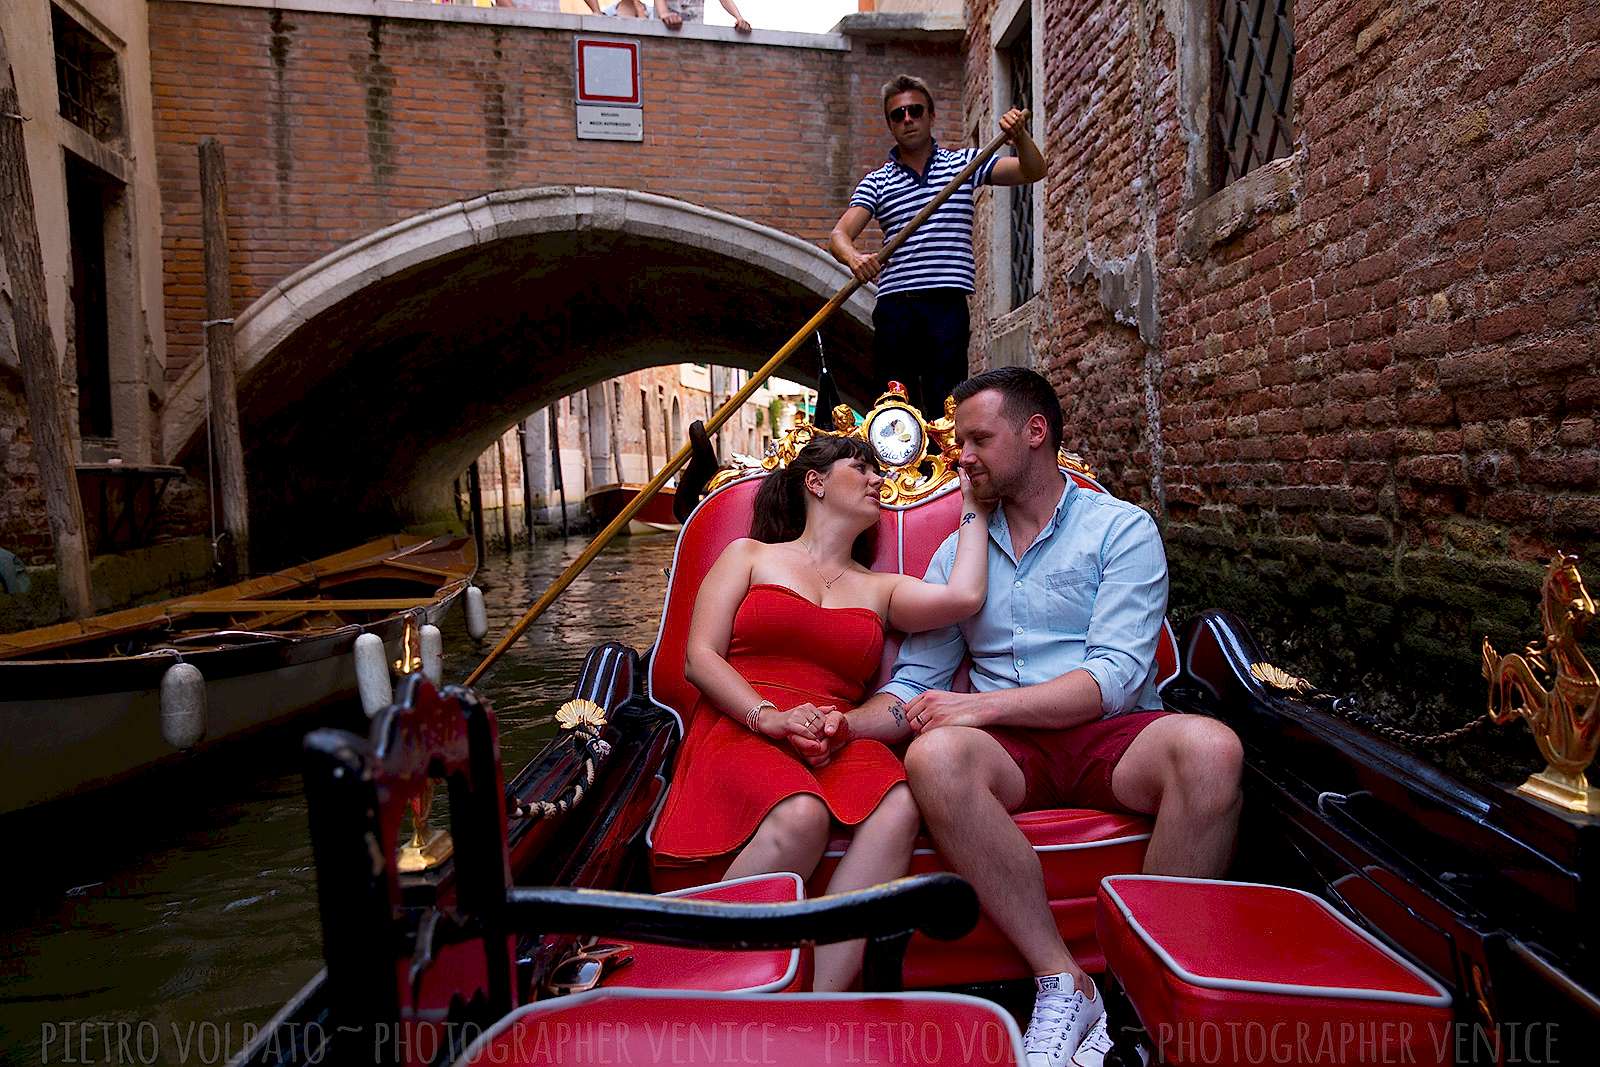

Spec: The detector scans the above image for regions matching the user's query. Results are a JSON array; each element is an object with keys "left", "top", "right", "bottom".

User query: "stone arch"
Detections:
[{"left": 158, "top": 188, "right": 877, "bottom": 558}]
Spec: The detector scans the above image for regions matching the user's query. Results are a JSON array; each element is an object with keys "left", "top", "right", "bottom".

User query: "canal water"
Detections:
[{"left": 0, "top": 534, "right": 678, "bottom": 1067}]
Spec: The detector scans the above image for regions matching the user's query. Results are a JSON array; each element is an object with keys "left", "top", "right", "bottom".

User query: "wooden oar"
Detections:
[{"left": 466, "top": 117, "right": 1025, "bottom": 686}]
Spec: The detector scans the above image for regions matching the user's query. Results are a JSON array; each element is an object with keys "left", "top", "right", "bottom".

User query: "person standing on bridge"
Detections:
[{"left": 830, "top": 76, "right": 1045, "bottom": 417}]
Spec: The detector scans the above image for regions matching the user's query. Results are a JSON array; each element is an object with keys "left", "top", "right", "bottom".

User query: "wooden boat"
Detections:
[
  {"left": 583, "top": 481, "right": 680, "bottom": 534},
  {"left": 237, "top": 395, "right": 1597, "bottom": 1067},
  {"left": 0, "top": 533, "right": 476, "bottom": 815}
]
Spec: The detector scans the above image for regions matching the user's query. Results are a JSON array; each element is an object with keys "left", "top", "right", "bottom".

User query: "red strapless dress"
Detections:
[{"left": 652, "top": 584, "right": 907, "bottom": 862}]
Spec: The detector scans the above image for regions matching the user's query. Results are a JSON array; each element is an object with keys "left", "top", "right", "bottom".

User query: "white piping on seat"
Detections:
[
  {"left": 650, "top": 872, "right": 805, "bottom": 994},
  {"left": 452, "top": 988, "right": 1027, "bottom": 1067},
  {"left": 822, "top": 830, "right": 1152, "bottom": 861},
  {"left": 1100, "top": 875, "right": 1452, "bottom": 1007}
]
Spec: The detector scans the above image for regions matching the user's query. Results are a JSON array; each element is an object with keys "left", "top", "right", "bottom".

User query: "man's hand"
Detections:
[
  {"left": 734, "top": 17, "right": 751, "bottom": 32},
  {"left": 905, "top": 689, "right": 990, "bottom": 733},
  {"left": 846, "top": 249, "right": 882, "bottom": 283},
  {"left": 999, "top": 108, "right": 1028, "bottom": 144},
  {"left": 660, "top": 8, "right": 683, "bottom": 28}
]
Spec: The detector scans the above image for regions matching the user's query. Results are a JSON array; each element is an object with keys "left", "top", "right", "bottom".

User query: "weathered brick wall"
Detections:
[
  {"left": 147, "top": 3, "right": 962, "bottom": 388},
  {"left": 966, "top": 0, "right": 1599, "bottom": 695}
]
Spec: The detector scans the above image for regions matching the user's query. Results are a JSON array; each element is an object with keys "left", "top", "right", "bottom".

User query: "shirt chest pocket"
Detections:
[{"left": 1039, "top": 565, "right": 1099, "bottom": 635}]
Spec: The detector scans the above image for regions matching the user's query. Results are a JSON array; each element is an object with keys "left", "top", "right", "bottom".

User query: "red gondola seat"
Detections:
[
  {"left": 455, "top": 988, "right": 1025, "bottom": 1066},
  {"left": 601, "top": 873, "right": 810, "bottom": 993},
  {"left": 1095, "top": 875, "right": 1453, "bottom": 1066},
  {"left": 647, "top": 466, "right": 1180, "bottom": 984}
]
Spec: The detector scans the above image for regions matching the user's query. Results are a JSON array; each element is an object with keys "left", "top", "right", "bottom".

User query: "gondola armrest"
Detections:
[{"left": 504, "top": 873, "right": 978, "bottom": 991}]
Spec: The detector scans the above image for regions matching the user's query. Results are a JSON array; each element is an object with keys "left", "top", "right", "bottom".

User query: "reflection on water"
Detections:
[{"left": 0, "top": 534, "right": 677, "bottom": 1066}]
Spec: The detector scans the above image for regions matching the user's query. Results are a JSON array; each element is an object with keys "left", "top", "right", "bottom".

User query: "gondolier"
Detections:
[{"left": 829, "top": 75, "right": 1045, "bottom": 417}]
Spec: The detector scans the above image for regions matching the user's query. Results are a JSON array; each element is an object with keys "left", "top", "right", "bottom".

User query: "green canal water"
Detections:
[{"left": 0, "top": 535, "right": 678, "bottom": 1067}]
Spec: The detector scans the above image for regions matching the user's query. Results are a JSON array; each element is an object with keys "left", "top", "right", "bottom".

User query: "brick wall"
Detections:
[
  {"left": 965, "top": 0, "right": 1599, "bottom": 695},
  {"left": 147, "top": 3, "right": 963, "bottom": 388}
]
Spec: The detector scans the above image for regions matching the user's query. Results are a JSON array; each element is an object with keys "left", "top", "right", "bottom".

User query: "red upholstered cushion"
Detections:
[
  {"left": 1096, "top": 876, "right": 1453, "bottom": 1066},
  {"left": 651, "top": 809, "right": 1153, "bottom": 985},
  {"left": 457, "top": 989, "right": 1025, "bottom": 1066},
  {"left": 602, "top": 874, "right": 808, "bottom": 994}
]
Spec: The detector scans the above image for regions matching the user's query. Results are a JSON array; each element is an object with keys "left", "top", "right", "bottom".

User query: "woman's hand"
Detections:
[
  {"left": 958, "top": 468, "right": 993, "bottom": 519},
  {"left": 759, "top": 702, "right": 831, "bottom": 740}
]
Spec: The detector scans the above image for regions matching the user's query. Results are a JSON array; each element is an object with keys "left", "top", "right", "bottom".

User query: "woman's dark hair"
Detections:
[{"left": 751, "top": 435, "right": 879, "bottom": 564}]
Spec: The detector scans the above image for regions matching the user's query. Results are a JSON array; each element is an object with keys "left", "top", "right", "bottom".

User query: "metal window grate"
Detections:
[
  {"left": 1213, "top": 0, "right": 1295, "bottom": 188},
  {"left": 1006, "top": 30, "right": 1035, "bottom": 307},
  {"left": 52, "top": 7, "right": 122, "bottom": 142}
]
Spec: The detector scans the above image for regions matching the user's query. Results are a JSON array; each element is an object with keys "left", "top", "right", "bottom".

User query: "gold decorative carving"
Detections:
[
  {"left": 1250, "top": 662, "right": 1315, "bottom": 694},
  {"left": 556, "top": 698, "right": 608, "bottom": 733},
  {"left": 703, "top": 385, "right": 1096, "bottom": 506},
  {"left": 397, "top": 778, "right": 453, "bottom": 873},
  {"left": 1482, "top": 552, "right": 1600, "bottom": 815}
]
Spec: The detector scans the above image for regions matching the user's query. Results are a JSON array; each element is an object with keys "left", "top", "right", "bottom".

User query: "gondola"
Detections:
[
  {"left": 0, "top": 533, "right": 477, "bottom": 815},
  {"left": 236, "top": 389, "right": 1596, "bottom": 1067},
  {"left": 583, "top": 482, "right": 681, "bottom": 535}
]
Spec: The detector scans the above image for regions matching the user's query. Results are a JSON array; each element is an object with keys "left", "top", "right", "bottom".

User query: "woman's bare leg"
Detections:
[
  {"left": 722, "top": 793, "right": 831, "bottom": 881},
  {"left": 813, "top": 783, "right": 921, "bottom": 992}
]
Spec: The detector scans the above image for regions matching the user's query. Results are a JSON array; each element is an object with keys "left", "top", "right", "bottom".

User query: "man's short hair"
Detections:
[
  {"left": 881, "top": 75, "right": 935, "bottom": 117},
  {"left": 951, "top": 367, "right": 1064, "bottom": 453}
]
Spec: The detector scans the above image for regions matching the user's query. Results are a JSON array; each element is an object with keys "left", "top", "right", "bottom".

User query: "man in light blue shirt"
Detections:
[{"left": 835, "top": 367, "right": 1244, "bottom": 1067}]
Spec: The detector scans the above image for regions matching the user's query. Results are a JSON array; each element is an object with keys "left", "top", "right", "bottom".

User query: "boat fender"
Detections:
[
  {"left": 159, "top": 662, "right": 207, "bottom": 749},
  {"left": 355, "top": 632, "right": 393, "bottom": 717},
  {"left": 420, "top": 624, "right": 443, "bottom": 686},
  {"left": 465, "top": 586, "right": 488, "bottom": 641}
]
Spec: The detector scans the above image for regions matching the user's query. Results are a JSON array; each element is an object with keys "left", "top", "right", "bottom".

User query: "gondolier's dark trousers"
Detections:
[{"left": 872, "top": 288, "right": 970, "bottom": 419}]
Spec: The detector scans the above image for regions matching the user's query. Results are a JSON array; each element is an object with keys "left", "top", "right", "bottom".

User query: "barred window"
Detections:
[
  {"left": 1213, "top": 0, "right": 1295, "bottom": 190},
  {"left": 52, "top": 6, "right": 123, "bottom": 142},
  {"left": 1004, "top": 25, "right": 1035, "bottom": 307}
]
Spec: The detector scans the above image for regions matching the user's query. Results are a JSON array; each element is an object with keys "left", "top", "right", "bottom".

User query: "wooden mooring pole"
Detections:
[
  {"left": 198, "top": 137, "right": 251, "bottom": 578},
  {"left": 0, "top": 28, "right": 92, "bottom": 618},
  {"left": 495, "top": 433, "right": 513, "bottom": 554}
]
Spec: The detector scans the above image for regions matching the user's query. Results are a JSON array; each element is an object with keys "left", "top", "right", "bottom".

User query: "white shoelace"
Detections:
[{"left": 1025, "top": 992, "right": 1085, "bottom": 1053}]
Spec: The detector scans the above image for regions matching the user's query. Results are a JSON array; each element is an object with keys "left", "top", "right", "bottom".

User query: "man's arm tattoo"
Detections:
[
  {"left": 961, "top": 512, "right": 976, "bottom": 526},
  {"left": 888, "top": 701, "right": 908, "bottom": 729}
]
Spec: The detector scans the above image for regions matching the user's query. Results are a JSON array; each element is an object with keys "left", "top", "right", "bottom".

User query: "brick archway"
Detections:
[{"left": 162, "top": 187, "right": 876, "bottom": 554}]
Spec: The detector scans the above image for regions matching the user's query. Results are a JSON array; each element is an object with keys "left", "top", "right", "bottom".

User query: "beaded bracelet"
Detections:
[{"left": 745, "top": 700, "right": 776, "bottom": 732}]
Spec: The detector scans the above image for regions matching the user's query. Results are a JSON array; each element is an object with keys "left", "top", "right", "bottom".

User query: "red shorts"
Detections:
[{"left": 988, "top": 711, "right": 1171, "bottom": 813}]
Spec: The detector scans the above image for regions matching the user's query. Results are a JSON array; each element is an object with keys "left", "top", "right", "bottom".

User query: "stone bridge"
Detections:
[{"left": 147, "top": 0, "right": 962, "bottom": 538}]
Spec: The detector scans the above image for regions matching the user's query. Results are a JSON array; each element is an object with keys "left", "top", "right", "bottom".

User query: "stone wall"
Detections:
[{"left": 964, "top": 0, "right": 1599, "bottom": 697}]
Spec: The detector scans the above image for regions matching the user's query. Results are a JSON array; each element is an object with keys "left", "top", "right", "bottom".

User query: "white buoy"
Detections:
[
  {"left": 160, "top": 662, "right": 206, "bottom": 749},
  {"left": 420, "top": 624, "right": 443, "bottom": 686},
  {"left": 464, "top": 586, "right": 488, "bottom": 641},
  {"left": 354, "top": 632, "right": 392, "bottom": 717}
]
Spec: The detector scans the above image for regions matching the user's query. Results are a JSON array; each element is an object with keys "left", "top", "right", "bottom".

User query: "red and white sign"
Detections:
[{"left": 575, "top": 37, "right": 641, "bottom": 107}]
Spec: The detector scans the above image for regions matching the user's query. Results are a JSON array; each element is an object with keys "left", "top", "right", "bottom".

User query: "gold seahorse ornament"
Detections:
[{"left": 1482, "top": 552, "right": 1600, "bottom": 814}]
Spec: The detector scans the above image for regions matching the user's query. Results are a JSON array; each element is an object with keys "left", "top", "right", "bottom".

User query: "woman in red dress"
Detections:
[{"left": 652, "top": 434, "right": 992, "bottom": 990}]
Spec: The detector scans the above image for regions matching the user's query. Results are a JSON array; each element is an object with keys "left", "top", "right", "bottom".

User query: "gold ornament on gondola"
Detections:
[
  {"left": 1249, "top": 662, "right": 1315, "bottom": 694},
  {"left": 1481, "top": 552, "right": 1599, "bottom": 815},
  {"left": 706, "top": 385, "right": 1097, "bottom": 506},
  {"left": 556, "top": 699, "right": 608, "bottom": 733}
]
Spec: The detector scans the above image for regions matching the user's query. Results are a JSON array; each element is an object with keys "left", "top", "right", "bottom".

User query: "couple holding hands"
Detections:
[{"left": 651, "top": 367, "right": 1244, "bottom": 1067}]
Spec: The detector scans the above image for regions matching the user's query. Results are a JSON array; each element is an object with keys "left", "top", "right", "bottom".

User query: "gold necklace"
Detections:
[{"left": 798, "top": 540, "right": 849, "bottom": 590}]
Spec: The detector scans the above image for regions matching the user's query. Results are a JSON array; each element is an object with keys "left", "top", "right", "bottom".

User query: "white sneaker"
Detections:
[
  {"left": 1023, "top": 973, "right": 1105, "bottom": 1067},
  {"left": 1070, "top": 1015, "right": 1113, "bottom": 1067}
]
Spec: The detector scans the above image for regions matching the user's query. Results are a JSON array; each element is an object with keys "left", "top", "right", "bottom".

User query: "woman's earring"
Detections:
[{"left": 814, "top": 489, "right": 825, "bottom": 500}]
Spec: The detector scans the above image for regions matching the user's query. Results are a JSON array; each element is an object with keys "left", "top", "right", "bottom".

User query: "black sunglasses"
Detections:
[{"left": 888, "top": 103, "right": 926, "bottom": 122}]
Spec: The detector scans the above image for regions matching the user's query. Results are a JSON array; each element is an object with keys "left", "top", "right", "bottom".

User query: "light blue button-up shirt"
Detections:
[{"left": 880, "top": 475, "right": 1168, "bottom": 718}]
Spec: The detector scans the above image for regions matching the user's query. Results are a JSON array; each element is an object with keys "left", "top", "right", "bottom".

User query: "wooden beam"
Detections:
[
  {"left": 198, "top": 137, "right": 250, "bottom": 579},
  {"left": 0, "top": 27, "right": 93, "bottom": 618}
]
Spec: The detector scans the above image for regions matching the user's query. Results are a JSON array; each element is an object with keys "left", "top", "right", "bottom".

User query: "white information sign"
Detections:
[
  {"left": 576, "top": 105, "right": 644, "bottom": 142},
  {"left": 575, "top": 37, "right": 642, "bottom": 142}
]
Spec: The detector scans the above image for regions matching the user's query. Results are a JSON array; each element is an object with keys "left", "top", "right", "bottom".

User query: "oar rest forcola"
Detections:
[{"left": 644, "top": 452, "right": 1182, "bottom": 987}]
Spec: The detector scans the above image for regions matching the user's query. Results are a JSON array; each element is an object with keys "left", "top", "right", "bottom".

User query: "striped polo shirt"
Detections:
[{"left": 849, "top": 141, "right": 1001, "bottom": 297}]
